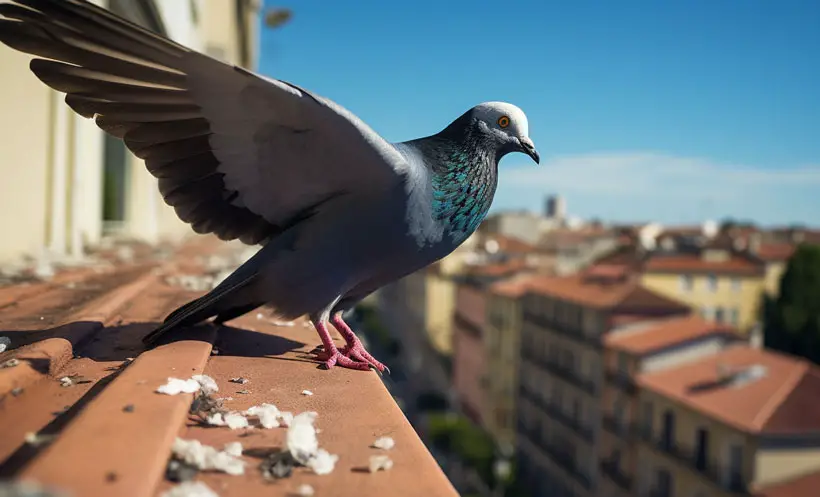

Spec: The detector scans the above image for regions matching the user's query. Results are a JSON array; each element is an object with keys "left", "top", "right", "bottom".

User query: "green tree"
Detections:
[{"left": 763, "top": 244, "right": 820, "bottom": 363}]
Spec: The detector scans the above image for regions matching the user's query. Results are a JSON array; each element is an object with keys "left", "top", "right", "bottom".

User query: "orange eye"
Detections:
[{"left": 497, "top": 116, "right": 510, "bottom": 128}]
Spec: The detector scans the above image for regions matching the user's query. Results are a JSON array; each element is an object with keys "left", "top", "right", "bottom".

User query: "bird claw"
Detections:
[
  {"left": 320, "top": 349, "right": 372, "bottom": 371},
  {"left": 311, "top": 343, "right": 388, "bottom": 373}
]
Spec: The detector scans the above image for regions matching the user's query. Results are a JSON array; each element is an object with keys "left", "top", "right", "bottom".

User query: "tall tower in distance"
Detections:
[{"left": 545, "top": 194, "right": 566, "bottom": 220}]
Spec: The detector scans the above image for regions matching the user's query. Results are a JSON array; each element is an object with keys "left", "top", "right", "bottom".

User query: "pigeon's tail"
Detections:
[{"left": 142, "top": 274, "right": 263, "bottom": 346}]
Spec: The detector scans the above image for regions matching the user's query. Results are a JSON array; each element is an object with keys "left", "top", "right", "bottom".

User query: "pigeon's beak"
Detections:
[{"left": 519, "top": 136, "right": 540, "bottom": 164}]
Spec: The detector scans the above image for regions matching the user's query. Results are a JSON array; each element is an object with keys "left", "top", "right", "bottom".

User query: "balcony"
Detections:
[
  {"left": 605, "top": 368, "right": 638, "bottom": 394},
  {"left": 602, "top": 412, "right": 634, "bottom": 439},
  {"left": 521, "top": 348, "right": 597, "bottom": 396},
  {"left": 0, "top": 236, "right": 459, "bottom": 497},
  {"left": 519, "top": 386, "right": 595, "bottom": 443},
  {"left": 516, "top": 422, "right": 593, "bottom": 491},
  {"left": 642, "top": 433, "right": 750, "bottom": 495},
  {"left": 523, "top": 312, "right": 603, "bottom": 350},
  {"left": 600, "top": 459, "right": 632, "bottom": 491}
]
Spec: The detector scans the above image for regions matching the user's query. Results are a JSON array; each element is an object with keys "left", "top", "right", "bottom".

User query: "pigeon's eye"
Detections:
[{"left": 497, "top": 116, "right": 510, "bottom": 128}]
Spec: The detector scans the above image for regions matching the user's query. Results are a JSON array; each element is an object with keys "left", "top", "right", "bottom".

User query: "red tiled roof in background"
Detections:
[
  {"left": 487, "top": 274, "right": 534, "bottom": 299},
  {"left": 483, "top": 234, "right": 537, "bottom": 254},
  {"left": 465, "top": 259, "right": 531, "bottom": 278},
  {"left": 525, "top": 272, "right": 689, "bottom": 313},
  {"left": 642, "top": 253, "right": 764, "bottom": 276},
  {"left": 605, "top": 315, "right": 738, "bottom": 355},
  {"left": 639, "top": 345, "right": 820, "bottom": 434}
]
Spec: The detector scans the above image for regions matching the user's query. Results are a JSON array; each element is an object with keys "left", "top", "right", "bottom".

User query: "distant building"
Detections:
[
  {"left": 599, "top": 315, "right": 744, "bottom": 497},
  {"left": 639, "top": 248, "right": 766, "bottom": 333},
  {"left": 452, "top": 282, "right": 489, "bottom": 424},
  {"left": 482, "top": 211, "right": 557, "bottom": 245},
  {"left": 538, "top": 228, "right": 621, "bottom": 276},
  {"left": 515, "top": 269, "right": 691, "bottom": 497},
  {"left": 637, "top": 345, "right": 820, "bottom": 497},
  {"left": 0, "top": 0, "right": 261, "bottom": 265},
  {"left": 483, "top": 275, "right": 532, "bottom": 450},
  {"left": 545, "top": 194, "right": 566, "bottom": 220}
]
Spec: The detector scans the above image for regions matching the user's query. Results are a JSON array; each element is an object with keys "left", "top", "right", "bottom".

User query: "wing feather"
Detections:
[{"left": 0, "top": 0, "right": 409, "bottom": 244}]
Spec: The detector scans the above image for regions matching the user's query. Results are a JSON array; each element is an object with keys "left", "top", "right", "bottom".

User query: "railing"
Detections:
[
  {"left": 520, "top": 384, "right": 595, "bottom": 443},
  {"left": 521, "top": 347, "right": 597, "bottom": 395},
  {"left": 605, "top": 368, "right": 638, "bottom": 394},
  {"left": 523, "top": 312, "right": 603, "bottom": 350},
  {"left": 600, "top": 459, "right": 632, "bottom": 491},
  {"left": 516, "top": 421, "right": 594, "bottom": 491},
  {"left": 602, "top": 413, "right": 635, "bottom": 439}
]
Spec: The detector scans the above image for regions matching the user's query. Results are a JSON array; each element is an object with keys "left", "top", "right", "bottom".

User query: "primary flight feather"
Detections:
[{"left": 0, "top": 0, "right": 540, "bottom": 372}]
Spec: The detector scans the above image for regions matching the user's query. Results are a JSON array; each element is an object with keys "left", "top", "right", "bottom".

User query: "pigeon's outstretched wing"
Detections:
[{"left": 0, "top": 0, "right": 408, "bottom": 245}]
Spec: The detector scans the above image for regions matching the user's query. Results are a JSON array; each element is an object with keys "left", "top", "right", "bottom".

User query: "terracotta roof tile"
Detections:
[
  {"left": 465, "top": 259, "right": 530, "bottom": 278},
  {"left": 605, "top": 315, "right": 738, "bottom": 355},
  {"left": 526, "top": 273, "right": 689, "bottom": 312},
  {"left": 643, "top": 253, "right": 764, "bottom": 276},
  {"left": 488, "top": 274, "right": 534, "bottom": 298},
  {"left": 484, "top": 234, "right": 536, "bottom": 254},
  {"left": 638, "top": 345, "right": 820, "bottom": 434}
]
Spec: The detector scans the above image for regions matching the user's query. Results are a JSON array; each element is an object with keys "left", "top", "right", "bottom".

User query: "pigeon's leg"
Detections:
[
  {"left": 330, "top": 312, "right": 388, "bottom": 373},
  {"left": 310, "top": 317, "right": 371, "bottom": 371}
]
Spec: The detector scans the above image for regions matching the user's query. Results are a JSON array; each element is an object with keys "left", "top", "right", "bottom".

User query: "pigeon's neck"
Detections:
[{"left": 407, "top": 120, "right": 499, "bottom": 242}]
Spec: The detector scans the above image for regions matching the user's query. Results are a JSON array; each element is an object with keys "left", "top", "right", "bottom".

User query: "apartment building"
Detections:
[
  {"left": 452, "top": 281, "right": 488, "bottom": 424},
  {"left": 636, "top": 345, "right": 820, "bottom": 497},
  {"left": 599, "top": 315, "right": 745, "bottom": 497},
  {"left": 639, "top": 248, "right": 766, "bottom": 333},
  {"left": 515, "top": 268, "right": 690, "bottom": 497},
  {"left": 0, "top": 0, "right": 261, "bottom": 265},
  {"left": 483, "top": 274, "right": 531, "bottom": 450}
]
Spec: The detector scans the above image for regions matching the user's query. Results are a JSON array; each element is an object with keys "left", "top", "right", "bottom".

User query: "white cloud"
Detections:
[{"left": 493, "top": 151, "right": 820, "bottom": 224}]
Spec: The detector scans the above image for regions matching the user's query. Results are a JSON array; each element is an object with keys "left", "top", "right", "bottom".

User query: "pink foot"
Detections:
[
  {"left": 331, "top": 313, "right": 389, "bottom": 374},
  {"left": 309, "top": 320, "right": 375, "bottom": 372}
]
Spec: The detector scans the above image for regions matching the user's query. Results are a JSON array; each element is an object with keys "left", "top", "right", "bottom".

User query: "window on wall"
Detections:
[
  {"left": 729, "top": 308, "right": 739, "bottom": 325},
  {"left": 707, "top": 273, "right": 718, "bottom": 292},
  {"left": 655, "top": 469, "right": 673, "bottom": 497},
  {"left": 727, "top": 443, "right": 744, "bottom": 491},
  {"left": 679, "top": 274, "right": 694, "bottom": 292},
  {"left": 731, "top": 277, "right": 742, "bottom": 292},
  {"left": 613, "top": 397, "right": 626, "bottom": 431},
  {"left": 701, "top": 306, "right": 715, "bottom": 321},
  {"left": 661, "top": 410, "right": 676, "bottom": 449},
  {"left": 715, "top": 307, "right": 726, "bottom": 323},
  {"left": 641, "top": 401, "right": 654, "bottom": 437}
]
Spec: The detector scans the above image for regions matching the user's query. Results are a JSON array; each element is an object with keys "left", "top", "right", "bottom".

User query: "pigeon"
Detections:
[{"left": 0, "top": 0, "right": 540, "bottom": 373}]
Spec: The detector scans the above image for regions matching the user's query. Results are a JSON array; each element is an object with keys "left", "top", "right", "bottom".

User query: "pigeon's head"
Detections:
[{"left": 470, "top": 102, "right": 539, "bottom": 164}]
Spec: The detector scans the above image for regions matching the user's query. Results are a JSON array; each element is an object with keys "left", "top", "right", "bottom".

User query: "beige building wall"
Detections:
[
  {"left": 484, "top": 294, "right": 522, "bottom": 449},
  {"left": 634, "top": 389, "right": 820, "bottom": 497},
  {"left": 640, "top": 272, "right": 765, "bottom": 333},
  {"left": 0, "top": 0, "right": 262, "bottom": 265},
  {"left": 0, "top": 47, "right": 53, "bottom": 263},
  {"left": 762, "top": 261, "right": 786, "bottom": 297}
]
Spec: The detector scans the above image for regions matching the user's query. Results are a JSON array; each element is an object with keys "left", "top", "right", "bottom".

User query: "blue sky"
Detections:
[{"left": 258, "top": 0, "right": 820, "bottom": 226}]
